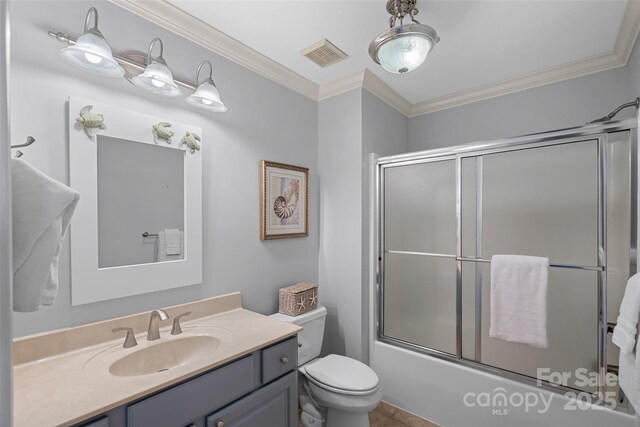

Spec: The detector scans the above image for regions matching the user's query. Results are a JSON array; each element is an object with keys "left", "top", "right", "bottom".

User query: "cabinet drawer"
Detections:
[
  {"left": 206, "top": 371, "right": 297, "bottom": 427},
  {"left": 262, "top": 337, "right": 297, "bottom": 384},
  {"left": 128, "top": 355, "right": 255, "bottom": 427},
  {"left": 80, "top": 417, "right": 109, "bottom": 427}
]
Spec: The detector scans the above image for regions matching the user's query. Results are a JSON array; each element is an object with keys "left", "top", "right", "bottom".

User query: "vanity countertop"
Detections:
[{"left": 13, "top": 293, "right": 302, "bottom": 427}]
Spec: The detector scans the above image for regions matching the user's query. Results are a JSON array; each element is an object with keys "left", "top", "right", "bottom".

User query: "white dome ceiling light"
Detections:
[{"left": 369, "top": 0, "right": 440, "bottom": 75}]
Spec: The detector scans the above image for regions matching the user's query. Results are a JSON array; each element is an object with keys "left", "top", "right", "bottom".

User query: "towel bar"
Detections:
[
  {"left": 384, "top": 251, "right": 604, "bottom": 272},
  {"left": 11, "top": 136, "right": 35, "bottom": 149},
  {"left": 142, "top": 232, "right": 158, "bottom": 238},
  {"left": 457, "top": 256, "right": 604, "bottom": 271}
]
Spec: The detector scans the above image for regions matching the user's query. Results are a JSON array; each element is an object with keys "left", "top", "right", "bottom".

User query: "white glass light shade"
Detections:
[
  {"left": 186, "top": 80, "right": 227, "bottom": 112},
  {"left": 60, "top": 33, "right": 124, "bottom": 78},
  {"left": 132, "top": 62, "right": 183, "bottom": 97},
  {"left": 377, "top": 35, "right": 431, "bottom": 74},
  {"left": 369, "top": 23, "right": 439, "bottom": 75}
]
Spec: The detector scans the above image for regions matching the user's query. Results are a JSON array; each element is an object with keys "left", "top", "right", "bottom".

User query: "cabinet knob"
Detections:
[
  {"left": 280, "top": 355, "right": 289, "bottom": 364},
  {"left": 215, "top": 421, "right": 224, "bottom": 427}
]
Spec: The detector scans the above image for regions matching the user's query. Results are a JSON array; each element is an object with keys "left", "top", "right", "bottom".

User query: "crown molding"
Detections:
[
  {"left": 404, "top": 0, "right": 640, "bottom": 117},
  {"left": 109, "top": 0, "right": 318, "bottom": 100},
  {"left": 316, "top": 69, "right": 412, "bottom": 117},
  {"left": 362, "top": 70, "right": 412, "bottom": 117},
  {"left": 616, "top": 0, "right": 640, "bottom": 63},
  {"left": 408, "top": 50, "right": 627, "bottom": 117},
  {"left": 111, "top": 0, "right": 640, "bottom": 119},
  {"left": 317, "top": 70, "right": 365, "bottom": 101}
]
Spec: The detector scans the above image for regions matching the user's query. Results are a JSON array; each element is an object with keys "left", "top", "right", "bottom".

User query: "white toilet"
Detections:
[{"left": 270, "top": 306, "right": 381, "bottom": 427}]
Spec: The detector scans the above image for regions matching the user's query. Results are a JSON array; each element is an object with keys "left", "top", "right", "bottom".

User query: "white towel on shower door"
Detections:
[
  {"left": 489, "top": 254, "right": 550, "bottom": 348},
  {"left": 11, "top": 158, "right": 80, "bottom": 312}
]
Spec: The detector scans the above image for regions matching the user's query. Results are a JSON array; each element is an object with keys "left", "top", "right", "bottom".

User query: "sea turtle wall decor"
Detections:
[
  {"left": 152, "top": 122, "right": 174, "bottom": 144},
  {"left": 180, "top": 131, "right": 201, "bottom": 153},
  {"left": 76, "top": 105, "right": 106, "bottom": 138}
]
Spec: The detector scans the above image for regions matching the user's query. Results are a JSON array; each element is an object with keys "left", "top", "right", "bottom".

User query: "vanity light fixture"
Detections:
[
  {"left": 132, "top": 37, "right": 183, "bottom": 98},
  {"left": 49, "top": 9, "right": 229, "bottom": 111},
  {"left": 368, "top": 0, "right": 440, "bottom": 75},
  {"left": 59, "top": 7, "right": 124, "bottom": 78},
  {"left": 186, "top": 60, "right": 227, "bottom": 113}
]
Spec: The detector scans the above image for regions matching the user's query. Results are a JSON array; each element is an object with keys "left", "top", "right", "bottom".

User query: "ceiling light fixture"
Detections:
[
  {"left": 186, "top": 60, "right": 227, "bottom": 113},
  {"left": 132, "top": 37, "right": 182, "bottom": 98},
  {"left": 369, "top": 0, "right": 440, "bottom": 75},
  {"left": 59, "top": 7, "right": 124, "bottom": 78}
]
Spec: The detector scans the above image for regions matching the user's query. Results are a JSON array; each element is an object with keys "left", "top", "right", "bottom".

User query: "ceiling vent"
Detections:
[{"left": 301, "top": 39, "right": 348, "bottom": 68}]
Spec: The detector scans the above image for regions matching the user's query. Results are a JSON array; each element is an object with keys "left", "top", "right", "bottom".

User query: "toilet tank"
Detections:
[{"left": 270, "top": 305, "right": 327, "bottom": 365}]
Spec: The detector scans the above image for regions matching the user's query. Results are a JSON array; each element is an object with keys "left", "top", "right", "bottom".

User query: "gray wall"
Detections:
[
  {"left": 318, "top": 89, "right": 407, "bottom": 362},
  {"left": 11, "top": 1, "right": 318, "bottom": 336},
  {"left": 318, "top": 90, "right": 362, "bottom": 359},
  {"left": 408, "top": 66, "right": 632, "bottom": 151},
  {"left": 628, "top": 27, "right": 640, "bottom": 101},
  {"left": 361, "top": 90, "right": 408, "bottom": 362}
]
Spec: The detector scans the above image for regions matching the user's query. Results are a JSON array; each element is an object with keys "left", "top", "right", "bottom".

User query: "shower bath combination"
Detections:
[{"left": 373, "top": 114, "right": 639, "bottom": 410}]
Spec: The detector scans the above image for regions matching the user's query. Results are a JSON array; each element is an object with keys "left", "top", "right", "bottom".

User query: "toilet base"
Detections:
[
  {"left": 326, "top": 409, "right": 370, "bottom": 427},
  {"left": 300, "top": 410, "right": 324, "bottom": 427}
]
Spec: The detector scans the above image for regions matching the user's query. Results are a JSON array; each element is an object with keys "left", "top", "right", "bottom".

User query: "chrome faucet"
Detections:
[{"left": 147, "top": 309, "right": 169, "bottom": 341}]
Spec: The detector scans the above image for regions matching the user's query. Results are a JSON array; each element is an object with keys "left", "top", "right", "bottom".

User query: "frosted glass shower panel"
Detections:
[
  {"left": 606, "top": 131, "right": 633, "bottom": 383},
  {"left": 480, "top": 265, "right": 598, "bottom": 391},
  {"left": 481, "top": 140, "right": 599, "bottom": 266},
  {"left": 384, "top": 160, "right": 456, "bottom": 254},
  {"left": 383, "top": 253, "right": 457, "bottom": 354}
]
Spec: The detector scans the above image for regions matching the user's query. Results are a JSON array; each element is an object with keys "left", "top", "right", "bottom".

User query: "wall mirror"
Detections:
[{"left": 69, "top": 97, "right": 202, "bottom": 305}]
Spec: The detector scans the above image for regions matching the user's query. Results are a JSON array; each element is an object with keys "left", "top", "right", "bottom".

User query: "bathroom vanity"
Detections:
[
  {"left": 13, "top": 293, "right": 301, "bottom": 427},
  {"left": 79, "top": 337, "right": 297, "bottom": 427}
]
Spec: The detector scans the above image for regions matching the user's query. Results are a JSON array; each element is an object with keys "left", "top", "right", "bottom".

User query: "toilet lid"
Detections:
[{"left": 304, "top": 354, "right": 379, "bottom": 392}]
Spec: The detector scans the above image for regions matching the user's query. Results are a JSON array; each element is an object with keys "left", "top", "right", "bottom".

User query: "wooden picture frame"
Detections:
[{"left": 260, "top": 160, "right": 309, "bottom": 240}]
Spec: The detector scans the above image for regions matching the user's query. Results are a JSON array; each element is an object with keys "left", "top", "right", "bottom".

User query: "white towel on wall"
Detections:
[
  {"left": 489, "top": 254, "right": 550, "bottom": 348},
  {"left": 11, "top": 158, "right": 80, "bottom": 312},
  {"left": 157, "top": 229, "right": 183, "bottom": 262},
  {"left": 164, "top": 228, "right": 182, "bottom": 256},
  {"left": 618, "top": 346, "right": 640, "bottom": 414},
  {"left": 614, "top": 273, "right": 640, "bottom": 414},
  {"left": 613, "top": 274, "right": 640, "bottom": 354}
]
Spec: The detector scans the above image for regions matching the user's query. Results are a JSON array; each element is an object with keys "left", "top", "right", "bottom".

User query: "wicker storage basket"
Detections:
[{"left": 279, "top": 283, "right": 318, "bottom": 316}]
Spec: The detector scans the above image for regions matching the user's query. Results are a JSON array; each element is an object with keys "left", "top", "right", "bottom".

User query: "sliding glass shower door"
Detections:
[
  {"left": 383, "top": 159, "right": 457, "bottom": 355},
  {"left": 378, "top": 128, "right": 635, "bottom": 397},
  {"left": 462, "top": 140, "right": 600, "bottom": 391}
]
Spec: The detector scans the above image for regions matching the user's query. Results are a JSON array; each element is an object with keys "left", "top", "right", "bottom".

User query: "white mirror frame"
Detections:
[{"left": 68, "top": 96, "right": 202, "bottom": 305}]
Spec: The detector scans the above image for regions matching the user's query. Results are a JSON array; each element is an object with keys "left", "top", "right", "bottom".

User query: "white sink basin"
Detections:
[
  {"left": 83, "top": 326, "right": 232, "bottom": 378},
  {"left": 108, "top": 335, "right": 222, "bottom": 377}
]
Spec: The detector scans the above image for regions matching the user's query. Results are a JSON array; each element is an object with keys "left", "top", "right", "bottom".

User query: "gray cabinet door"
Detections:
[
  {"left": 128, "top": 355, "right": 256, "bottom": 427},
  {"left": 206, "top": 371, "right": 297, "bottom": 427}
]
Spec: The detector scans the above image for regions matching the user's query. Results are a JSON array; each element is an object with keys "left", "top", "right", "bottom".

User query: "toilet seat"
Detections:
[{"left": 302, "top": 354, "right": 379, "bottom": 396}]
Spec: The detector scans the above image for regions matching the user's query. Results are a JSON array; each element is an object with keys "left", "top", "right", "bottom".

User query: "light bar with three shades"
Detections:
[{"left": 57, "top": 7, "right": 227, "bottom": 113}]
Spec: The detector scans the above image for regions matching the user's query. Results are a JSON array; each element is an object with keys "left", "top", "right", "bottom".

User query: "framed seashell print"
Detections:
[{"left": 260, "top": 160, "right": 309, "bottom": 240}]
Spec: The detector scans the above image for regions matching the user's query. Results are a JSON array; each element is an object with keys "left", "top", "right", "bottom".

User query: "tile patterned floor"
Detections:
[
  {"left": 369, "top": 402, "right": 440, "bottom": 427},
  {"left": 298, "top": 401, "right": 440, "bottom": 427}
]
